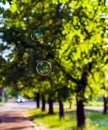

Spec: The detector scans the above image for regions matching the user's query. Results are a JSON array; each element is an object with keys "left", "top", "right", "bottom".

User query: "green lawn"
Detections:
[
  {"left": 25, "top": 108, "right": 108, "bottom": 130},
  {"left": 0, "top": 102, "right": 6, "bottom": 106}
]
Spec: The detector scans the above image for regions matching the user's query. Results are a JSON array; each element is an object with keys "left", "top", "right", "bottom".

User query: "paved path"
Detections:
[{"left": 0, "top": 105, "right": 36, "bottom": 130}]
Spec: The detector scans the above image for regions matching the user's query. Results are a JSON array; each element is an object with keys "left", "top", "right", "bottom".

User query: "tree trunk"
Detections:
[
  {"left": 35, "top": 92, "right": 40, "bottom": 108},
  {"left": 48, "top": 98, "right": 54, "bottom": 114},
  {"left": 103, "top": 96, "right": 107, "bottom": 114},
  {"left": 76, "top": 63, "right": 92, "bottom": 128},
  {"left": 68, "top": 100, "right": 72, "bottom": 109},
  {"left": 69, "top": 102, "right": 72, "bottom": 109},
  {"left": 76, "top": 98, "right": 85, "bottom": 128},
  {"left": 41, "top": 95, "right": 46, "bottom": 111},
  {"left": 58, "top": 100, "right": 64, "bottom": 119}
]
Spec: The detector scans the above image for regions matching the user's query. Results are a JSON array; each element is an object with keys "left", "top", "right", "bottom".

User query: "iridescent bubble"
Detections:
[
  {"left": 31, "top": 29, "right": 43, "bottom": 41},
  {"left": 36, "top": 60, "right": 52, "bottom": 76}
]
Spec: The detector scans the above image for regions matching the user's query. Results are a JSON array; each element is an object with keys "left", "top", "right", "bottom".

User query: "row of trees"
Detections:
[{"left": 0, "top": 0, "right": 108, "bottom": 128}]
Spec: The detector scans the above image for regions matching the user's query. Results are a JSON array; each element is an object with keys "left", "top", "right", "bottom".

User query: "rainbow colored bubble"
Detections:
[
  {"left": 31, "top": 29, "right": 43, "bottom": 41},
  {"left": 36, "top": 60, "right": 52, "bottom": 76}
]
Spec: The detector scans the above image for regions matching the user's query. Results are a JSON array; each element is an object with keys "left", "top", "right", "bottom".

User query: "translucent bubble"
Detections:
[
  {"left": 31, "top": 29, "right": 43, "bottom": 41},
  {"left": 36, "top": 60, "right": 52, "bottom": 76}
]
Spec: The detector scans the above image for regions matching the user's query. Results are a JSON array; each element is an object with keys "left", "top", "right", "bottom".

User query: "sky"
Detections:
[
  {"left": 106, "top": 0, "right": 108, "bottom": 5},
  {"left": 0, "top": 2, "right": 10, "bottom": 9},
  {"left": 0, "top": 2, "right": 11, "bottom": 60}
]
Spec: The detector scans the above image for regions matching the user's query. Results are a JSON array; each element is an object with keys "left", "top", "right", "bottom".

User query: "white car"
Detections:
[
  {"left": 17, "top": 95, "right": 26, "bottom": 102},
  {"left": 17, "top": 98, "right": 25, "bottom": 102}
]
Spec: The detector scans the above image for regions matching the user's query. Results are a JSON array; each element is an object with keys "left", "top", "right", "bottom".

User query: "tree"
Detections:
[
  {"left": 1, "top": 0, "right": 108, "bottom": 129},
  {"left": 58, "top": 0, "right": 108, "bottom": 128}
]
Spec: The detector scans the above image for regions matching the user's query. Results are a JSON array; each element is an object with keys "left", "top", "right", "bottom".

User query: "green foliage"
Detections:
[
  {"left": 25, "top": 108, "right": 108, "bottom": 130},
  {"left": 58, "top": 0, "right": 108, "bottom": 100},
  {"left": 0, "top": 0, "right": 108, "bottom": 102}
]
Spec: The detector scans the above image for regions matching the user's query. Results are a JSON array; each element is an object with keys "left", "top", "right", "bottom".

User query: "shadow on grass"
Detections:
[
  {"left": 29, "top": 112, "right": 57, "bottom": 121},
  {"left": 30, "top": 108, "right": 76, "bottom": 120},
  {"left": 29, "top": 109, "right": 77, "bottom": 130},
  {"left": 85, "top": 110, "right": 108, "bottom": 121}
]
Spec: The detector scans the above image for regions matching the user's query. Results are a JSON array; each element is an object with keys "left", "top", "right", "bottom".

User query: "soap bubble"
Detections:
[
  {"left": 31, "top": 29, "right": 43, "bottom": 41},
  {"left": 36, "top": 60, "right": 52, "bottom": 76}
]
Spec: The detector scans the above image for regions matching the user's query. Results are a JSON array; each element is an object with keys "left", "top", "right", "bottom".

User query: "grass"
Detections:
[
  {"left": 64, "top": 99, "right": 103, "bottom": 107},
  {"left": 0, "top": 102, "right": 6, "bottom": 106},
  {"left": 25, "top": 107, "right": 108, "bottom": 130},
  {"left": 86, "top": 110, "right": 108, "bottom": 130},
  {"left": 25, "top": 108, "right": 76, "bottom": 130},
  {"left": 85, "top": 101, "right": 103, "bottom": 106}
]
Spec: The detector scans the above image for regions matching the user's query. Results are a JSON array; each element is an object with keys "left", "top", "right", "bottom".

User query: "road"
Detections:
[
  {"left": 0, "top": 99, "right": 104, "bottom": 111},
  {"left": 5, "top": 99, "right": 37, "bottom": 109},
  {"left": 85, "top": 106, "right": 103, "bottom": 112},
  {"left": 2, "top": 99, "right": 104, "bottom": 111}
]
